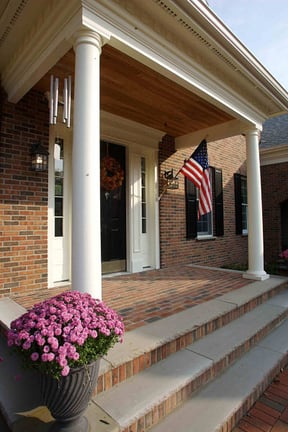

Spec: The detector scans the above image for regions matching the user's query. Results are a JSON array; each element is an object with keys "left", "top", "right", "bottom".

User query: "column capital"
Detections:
[
  {"left": 244, "top": 126, "right": 262, "bottom": 138},
  {"left": 73, "top": 28, "right": 104, "bottom": 52}
]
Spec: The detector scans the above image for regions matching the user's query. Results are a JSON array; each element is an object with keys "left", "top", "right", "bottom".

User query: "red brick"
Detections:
[
  {"left": 243, "top": 414, "right": 273, "bottom": 432},
  {"left": 279, "top": 406, "right": 288, "bottom": 424},
  {"left": 271, "top": 420, "right": 288, "bottom": 432},
  {"left": 253, "top": 401, "right": 281, "bottom": 419},
  {"left": 237, "top": 419, "right": 265, "bottom": 432},
  {"left": 247, "top": 408, "right": 275, "bottom": 426}
]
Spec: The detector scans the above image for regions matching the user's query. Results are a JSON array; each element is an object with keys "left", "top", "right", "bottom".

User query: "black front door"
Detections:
[{"left": 100, "top": 142, "right": 126, "bottom": 271}]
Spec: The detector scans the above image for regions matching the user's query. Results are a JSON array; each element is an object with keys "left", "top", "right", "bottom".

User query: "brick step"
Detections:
[
  {"left": 97, "top": 277, "right": 286, "bottom": 395},
  {"left": 0, "top": 277, "right": 287, "bottom": 431},
  {"left": 94, "top": 288, "right": 288, "bottom": 432},
  {"left": 150, "top": 318, "right": 288, "bottom": 432}
]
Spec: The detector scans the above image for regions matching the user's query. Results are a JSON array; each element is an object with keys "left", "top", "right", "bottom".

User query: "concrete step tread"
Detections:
[
  {"left": 150, "top": 319, "right": 288, "bottom": 432},
  {"left": 94, "top": 290, "right": 288, "bottom": 430}
]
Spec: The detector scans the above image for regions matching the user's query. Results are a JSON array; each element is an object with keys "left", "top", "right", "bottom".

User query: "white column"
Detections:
[
  {"left": 72, "top": 30, "right": 103, "bottom": 298},
  {"left": 244, "top": 128, "right": 269, "bottom": 281}
]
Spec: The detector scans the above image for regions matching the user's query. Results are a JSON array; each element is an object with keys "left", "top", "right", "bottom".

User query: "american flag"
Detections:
[{"left": 180, "top": 139, "right": 212, "bottom": 217}]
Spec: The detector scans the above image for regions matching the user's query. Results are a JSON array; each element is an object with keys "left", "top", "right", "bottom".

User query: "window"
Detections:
[
  {"left": 54, "top": 138, "right": 64, "bottom": 237},
  {"left": 234, "top": 173, "right": 248, "bottom": 235},
  {"left": 141, "top": 157, "right": 147, "bottom": 234},
  {"left": 185, "top": 167, "right": 224, "bottom": 239}
]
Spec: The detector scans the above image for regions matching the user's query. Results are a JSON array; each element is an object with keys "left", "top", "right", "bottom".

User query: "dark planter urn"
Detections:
[{"left": 41, "top": 359, "right": 100, "bottom": 432}]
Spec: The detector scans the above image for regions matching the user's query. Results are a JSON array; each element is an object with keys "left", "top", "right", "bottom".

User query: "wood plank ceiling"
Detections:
[{"left": 34, "top": 45, "right": 233, "bottom": 137}]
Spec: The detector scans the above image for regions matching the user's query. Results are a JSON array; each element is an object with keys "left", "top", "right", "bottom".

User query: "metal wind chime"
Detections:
[{"left": 49, "top": 75, "right": 72, "bottom": 127}]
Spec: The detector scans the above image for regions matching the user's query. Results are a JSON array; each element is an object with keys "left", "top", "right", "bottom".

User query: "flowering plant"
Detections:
[
  {"left": 7, "top": 291, "right": 124, "bottom": 379},
  {"left": 279, "top": 249, "right": 288, "bottom": 260}
]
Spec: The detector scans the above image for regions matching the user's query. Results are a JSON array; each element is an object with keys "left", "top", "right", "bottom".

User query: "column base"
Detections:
[{"left": 243, "top": 270, "right": 270, "bottom": 281}]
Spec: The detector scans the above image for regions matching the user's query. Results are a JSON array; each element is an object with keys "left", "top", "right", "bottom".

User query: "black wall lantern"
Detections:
[{"left": 31, "top": 142, "right": 49, "bottom": 171}]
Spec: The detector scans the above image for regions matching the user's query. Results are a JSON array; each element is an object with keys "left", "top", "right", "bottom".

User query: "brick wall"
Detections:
[
  {"left": 261, "top": 161, "right": 288, "bottom": 264},
  {"left": 0, "top": 88, "right": 51, "bottom": 304},
  {"left": 159, "top": 135, "right": 248, "bottom": 268}
]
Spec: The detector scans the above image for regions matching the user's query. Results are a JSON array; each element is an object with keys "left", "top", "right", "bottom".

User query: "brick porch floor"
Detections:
[{"left": 102, "top": 264, "right": 254, "bottom": 331}]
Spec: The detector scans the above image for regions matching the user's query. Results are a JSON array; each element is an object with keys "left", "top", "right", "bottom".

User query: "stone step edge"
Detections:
[
  {"left": 149, "top": 321, "right": 288, "bottom": 432},
  {"left": 96, "top": 277, "right": 287, "bottom": 395},
  {"left": 94, "top": 299, "right": 288, "bottom": 432}
]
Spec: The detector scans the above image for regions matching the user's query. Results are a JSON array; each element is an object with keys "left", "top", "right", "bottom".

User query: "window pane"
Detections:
[
  {"left": 197, "top": 212, "right": 212, "bottom": 235},
  {"left": 54, "top": 138, "right": 64, "bottom": 237},
  {"left": 241, "top": 177, "right": 247, "bottom": 201},
  {"left": 141, "top": 157, "right": 147, "bottom": 234},
  {"left": 241, "top": 177, "right": 248, "bottom": 233},
  {"left": 55, "top": 197, "right": 63, "bottom": 216},
  {"left": 55, "top": 218, "right": 63, "bottom": 237},
  {"left": 55, "top": 178, "right": 63, "bottom": 196}
]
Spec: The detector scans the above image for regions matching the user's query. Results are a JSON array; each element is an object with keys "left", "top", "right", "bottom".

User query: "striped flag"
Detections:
[{"left": 180, "top": 139, "right": 212, "bottom": 218}]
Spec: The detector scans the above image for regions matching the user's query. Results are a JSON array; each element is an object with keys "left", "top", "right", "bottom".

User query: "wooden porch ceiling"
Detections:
[{"left": 34, "top": 45, "right": 233, "bottom": 137}]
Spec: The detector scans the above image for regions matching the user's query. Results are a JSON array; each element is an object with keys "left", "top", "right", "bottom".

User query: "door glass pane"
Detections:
[
  {"left": 141, "top": 157, "right": 147, "bottom": 234},
  {"left": 54, "top": 138, "right": 64, "bottom": 237}
]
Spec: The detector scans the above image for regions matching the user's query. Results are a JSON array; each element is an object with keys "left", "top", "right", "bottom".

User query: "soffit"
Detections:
[
  {"left": 34, "top": 45, "right": 233, "bottom": 137},
  {"left": 106, "top": 0, "right": 288, "bottom": 117}
]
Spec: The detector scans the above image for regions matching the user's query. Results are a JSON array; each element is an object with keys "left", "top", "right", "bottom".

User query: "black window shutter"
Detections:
[
  {"left": 234, "top": 173, "right": 242, "bottom": 235},
  {"left": 213, "top": 167, "right": 224, "bottom": 236},
  {"left": 185, "top": 178, "right": 197, "bottom": 239}
]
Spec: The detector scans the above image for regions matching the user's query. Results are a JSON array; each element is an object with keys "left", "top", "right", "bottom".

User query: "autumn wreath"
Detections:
[{"left": 100, "top": 156, "right": 124, "bottom": 191}]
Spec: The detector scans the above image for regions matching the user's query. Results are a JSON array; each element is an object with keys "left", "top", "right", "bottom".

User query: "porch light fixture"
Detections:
[
  {"left": 31, "top": 142, "right": 49, "bottom": 171},
  {"left": 164, "top": 169, "right": 179, "bottom": 189}
]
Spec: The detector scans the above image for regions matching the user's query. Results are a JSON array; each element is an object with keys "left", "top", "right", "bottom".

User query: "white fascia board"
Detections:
[
  {"left": 175, "top": 119, "right": 254, "bottom": 149},
  {"left": 85, "top": 0, "right": 267, "bottom": 126},
  {"left": 2, "top": 0, "right": 82, "bottom": 103},
  {"left": 260, "top": 145, "right": 288, "bottom": 166}
]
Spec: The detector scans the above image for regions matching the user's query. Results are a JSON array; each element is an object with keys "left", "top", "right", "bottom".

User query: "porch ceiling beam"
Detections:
[{"left": 175, "top": 119, "right": 254, "bottom": 150}]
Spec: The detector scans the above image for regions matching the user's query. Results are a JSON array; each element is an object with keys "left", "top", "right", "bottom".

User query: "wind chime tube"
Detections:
[
  {"left": 67, "top": 75, "right": 72, "bottom": 128},
  {"left": 53, "top": 77, "right": 59, "bottom": 124},
  {"left": 49, "top": 75, "right": 54, "bottom": 124},
  {"left": 63, "top": 78, "right": 68, "bottom": 123}
]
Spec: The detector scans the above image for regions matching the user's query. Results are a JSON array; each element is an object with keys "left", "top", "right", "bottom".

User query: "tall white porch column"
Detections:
[
  {"left": 244, "top": 129, "right": 269, "bottom": 281},
  {"left": 72, "top": 30, "right": 103, "bottom": 298}
]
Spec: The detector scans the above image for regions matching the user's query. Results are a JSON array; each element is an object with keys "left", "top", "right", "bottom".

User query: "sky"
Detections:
[{"left": 208, "top": 0, "right": 288, "bottom": 91}]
